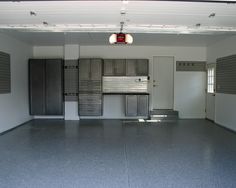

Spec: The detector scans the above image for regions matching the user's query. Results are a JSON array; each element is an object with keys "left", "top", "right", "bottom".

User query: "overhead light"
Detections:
[
  {"left": 209, "top": 13, "right": 216, "bottom": 18},
  {"left": 30, "top": 11, "right": 37, "bottom": 16},
  {"left": 196, "top": 23, "right": 201, "bottom": 27},
  {"left": 109, "top": 22, "right": 133, "bottom": 44},
  {"left": 43, "top": 21, "right": 48, "bottom": 26},
  {"left": 122, "top": 0, "right": 129, "bottom": 5}
]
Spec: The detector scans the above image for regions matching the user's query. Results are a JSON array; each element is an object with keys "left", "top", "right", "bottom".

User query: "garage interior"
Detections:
[{"left": 0, "top": 0, "right": 236, "bottom": 187}]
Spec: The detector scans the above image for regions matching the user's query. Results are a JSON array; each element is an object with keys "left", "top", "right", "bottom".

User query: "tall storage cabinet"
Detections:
[
  {"left": 29, "top": 59, "right": 63, "bottom": 115},
  {"left": 78, "top": 58, "right": 103, "bottom": 116}
]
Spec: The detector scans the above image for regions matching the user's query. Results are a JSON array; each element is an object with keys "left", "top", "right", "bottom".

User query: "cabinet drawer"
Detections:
[
  {"left": 79, "top": 104, "right": 102, "bottom": 116},
  {"left": 79, "top": 80, "right": 102, "bottom": 92},
  {"left": 79, "top": 94, "right": 102, "bottom": 104}
]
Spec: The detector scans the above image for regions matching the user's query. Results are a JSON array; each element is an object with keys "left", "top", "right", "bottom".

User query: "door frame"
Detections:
[
  {"left": 151, "top": 56, "right": 175, "bottom": 110},
  {"left": 205, "top": 63, "right": 216, "bottom": 121}
]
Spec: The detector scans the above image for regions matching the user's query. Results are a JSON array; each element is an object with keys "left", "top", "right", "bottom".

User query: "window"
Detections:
[{"left": 207, "top": 67, "right": 215, "bottom": 93}]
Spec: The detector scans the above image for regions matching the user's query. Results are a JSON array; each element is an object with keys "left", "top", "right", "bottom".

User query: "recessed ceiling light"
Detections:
[
  {"left": 196, "top": 23, "right": 201, "bottom": 27},
  {"left": 209, "top": 13, "right": 216, "bottom": 18},
  {"left": 122, "top": 0, "right": 129, "bottom": 5},
  {"left": 120, "top": 9, "right": 126, "bottom": 16},
  {"left": 43, "top": 21, "right": 48, "bottom": 26},
  {"left": 30, "top": 11, "right": 37, "bottom": 16}
]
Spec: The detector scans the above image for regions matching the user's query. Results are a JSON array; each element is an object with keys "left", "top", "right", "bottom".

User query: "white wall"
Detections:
[
  {"left": 33, "top": 45, "right": 207, "bottom": 119},
  {"left": 207, "top": 35, "right": 236, "bottom": 131},
  {"left": 33, "top": 46, "right": 64, "bottom": 58},
  {"left": 0, "top": 33, "right": 33, "bottom": 133},
  {"left": 64, "top": 44, "right": 80, "bottom": 120}
]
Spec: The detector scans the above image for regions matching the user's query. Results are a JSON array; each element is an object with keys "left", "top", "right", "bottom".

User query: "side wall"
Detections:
[
  {"left": 0, "top": 33, "right": 33, "bottom": 133},
  {"left": 207, "top": 35, "right": 236, "bottom": 131},
  {"left": 33, "top": 45, "right": 207, "bottom": 119}
]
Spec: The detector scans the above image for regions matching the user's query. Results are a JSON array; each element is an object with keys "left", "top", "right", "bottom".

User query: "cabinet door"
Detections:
[
  {"left": 79, "top": 59, "right": 90, "bottom": 80},
  {"left": 126, "top": 59, "right": 137, "bottom": 76},
  {"left": 114, "top": 59, "right": 126, "bottom": 75},
  {"left": 137, "top": 59, "right": 149, "bottom": 76},
  {"left": 103, "top": 59, "right": 113, "bottom": 76},
  {"left": 90, "top": 59, "right": 102, "bottom": 80},
  {"left": 45, "top": 59, "right": 63, "bottom": 115},
  {"left": 138, "top": 95, "right": 149, "bottom": 116},
  {"left": 29, "top": 59, "right": 46, "bottom": 115},
  {"left": 126, "top": 95, "right": 138, "bottom": 116}
]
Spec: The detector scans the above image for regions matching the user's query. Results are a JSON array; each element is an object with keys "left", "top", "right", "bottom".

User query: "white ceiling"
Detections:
[{"left": 0, "top": 1, "right": 236, "bottom": 46}]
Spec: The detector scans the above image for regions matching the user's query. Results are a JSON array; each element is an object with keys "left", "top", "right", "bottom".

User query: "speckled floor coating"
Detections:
[{"left": 0, "top": 119, "right": 236, "bottom": 188}]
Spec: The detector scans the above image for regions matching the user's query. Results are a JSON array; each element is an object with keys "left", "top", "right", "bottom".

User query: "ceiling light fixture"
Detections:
[
  {"left": 209, "top": 13, "right": 216, "bottom": 18},
  {"left": 30, "top": 11, "right": 37, "bottom": 16},
  {"left": 109, "top": 22, "right": 133, "bottom": 44}
]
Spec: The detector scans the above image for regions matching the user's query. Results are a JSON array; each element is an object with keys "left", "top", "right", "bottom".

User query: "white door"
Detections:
[
  {"left": 153, "top": 56, "right": 174, "bottom": 109},
  {"left": 206, "top": 64, "right": 216, "bottom": 121}
]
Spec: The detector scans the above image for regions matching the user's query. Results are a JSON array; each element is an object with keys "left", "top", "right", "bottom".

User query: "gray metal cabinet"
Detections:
[
  {"left": 79, "top": 59, "right": 90, "bottom": 80},
  {"left": 126, "top": 59, "right": 137, "bottom": 76},
  {"left": 79, "top": 58, "right": 102, "bottom": 93},
  {"left": 126, "top": 59, "right": 149, "bottom": 76},
  {"left": 103, "top": 59, "right": 125, "bottom": 76},
  {"left": 79, "top": 94, "right": 102, "bottom": 116},
  {"left": 90, "top": 59, "right": 102, "bottom": 80},
  {"left": 78, "top": 58, "right": 103, "bottom": 116},
  {"left": 137, "top": 59, "right": 149, "bottom": 76},
  {"left": 103, "top": 59, "right": 113, "bottom": 76},
  {"left": 29, "top": 59, "right": 46, "bottom": 115},
  {"left": 114, "top": 59, "right": 126, "bottom": 75},
  {"left": 126, "top": 95, "right": 138, "bottom": 116},
  {"left": 45, "top": 59, "right": 63, "bottom": 115},
  {"left": 137, "top": 95, "right": 149, "bottom": 116},
  {"left": 125, "top": 95, "right": 149, "bottom": 117},
  {"left": 29, "top": 59, "right": 63, "bottom": 115},
  {"left": 79, "top": 58, "right": 102, "bottom": 82}
]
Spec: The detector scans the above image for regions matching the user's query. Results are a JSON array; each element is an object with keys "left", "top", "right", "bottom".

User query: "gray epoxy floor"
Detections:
[{"left": 0, "top": 119, "right": 236, "bottom": 188}]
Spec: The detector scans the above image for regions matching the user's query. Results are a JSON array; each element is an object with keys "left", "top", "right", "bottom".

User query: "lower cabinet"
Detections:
[
  {"left": 79, "top": 94, "right": 103, "bottom": 116},
  {"left": 125, "top": 95, "right": 149, "bottom": 117}
]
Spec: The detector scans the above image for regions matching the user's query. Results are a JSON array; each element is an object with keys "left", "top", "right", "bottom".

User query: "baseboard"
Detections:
[
  {"left": 0, "top": 120, "right": 33, "bottom": 136},
  {"left": 213, "top": 122, "right": 236, "bottom": 134},
  {"left": 205, "top": 118, "right": 215, "bottom": 123}
]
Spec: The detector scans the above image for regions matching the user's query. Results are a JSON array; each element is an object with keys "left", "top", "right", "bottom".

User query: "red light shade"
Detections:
[
  {"left": 109, "top": 33, "right": 133, "bottom": 44},
  {"left": 116, "top": 33, "right": 126, "bottom": 43}
]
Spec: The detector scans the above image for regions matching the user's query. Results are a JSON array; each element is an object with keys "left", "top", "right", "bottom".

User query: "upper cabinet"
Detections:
[
  {"left": 126, "top": 59, "right": 149, "bottom": 76},
  {"left": 104, "top": 59, "right": 126, "bottom": 76},
  {"left": 104, "top": 59, "right": 149, "bottom": 76},
  {"left": 114, "top": 59, "right": 126, "bottom": 75},
  {"left": 79, "top": 58, "right": 103, "bottom": 81},
  {"left": 79, "top": 58, "right": 103, "bottom": 93}
]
